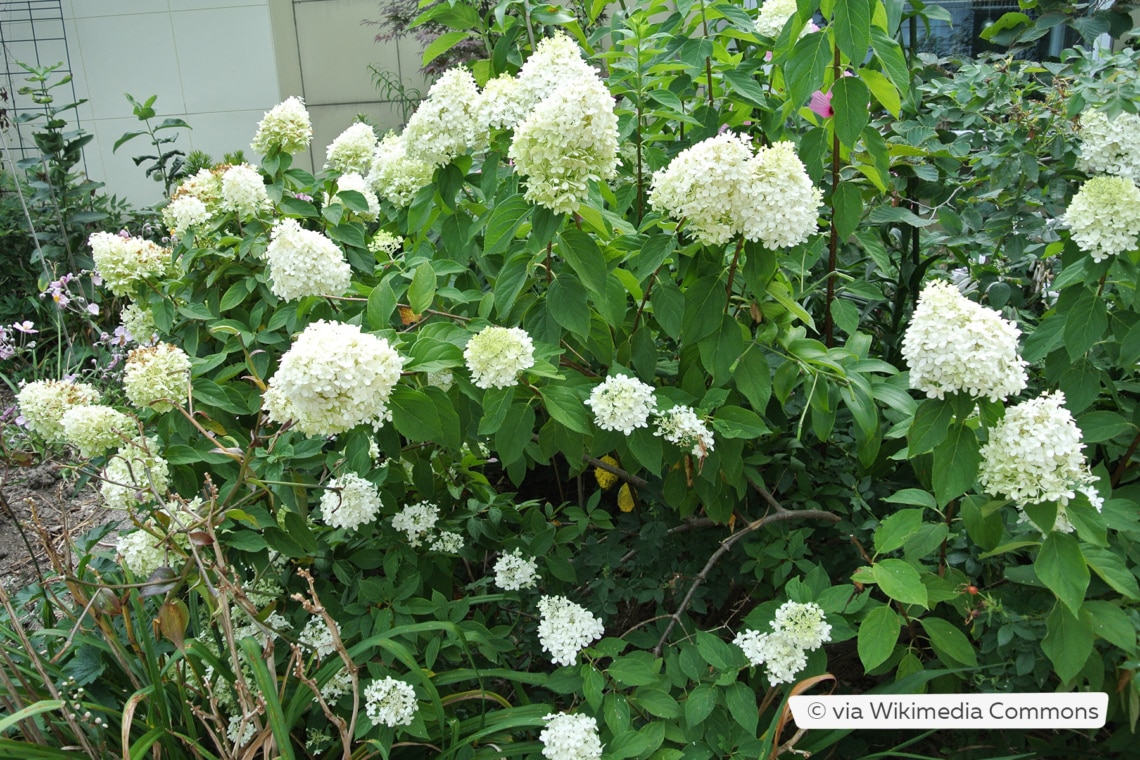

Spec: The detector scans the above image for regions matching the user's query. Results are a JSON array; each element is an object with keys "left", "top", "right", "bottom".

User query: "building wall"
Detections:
[{"left": 0, "top": 0, "right": 426, "bottom": 205}]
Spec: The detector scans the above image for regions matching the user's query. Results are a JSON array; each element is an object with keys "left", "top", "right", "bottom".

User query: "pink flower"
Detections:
[
  {"left": 86, "top": 303, "right": 100, "bottom": 316},
  {"left": 12, "top": 321, "right": 37, "bottom": 334},
  {"left": 809, "top": 89, "right": 834, "bottom": 119}
]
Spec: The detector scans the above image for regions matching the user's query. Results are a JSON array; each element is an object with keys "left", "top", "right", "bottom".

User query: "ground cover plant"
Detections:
[{"left": 2, "top": 0, "right": 1140, "bottom": 757}]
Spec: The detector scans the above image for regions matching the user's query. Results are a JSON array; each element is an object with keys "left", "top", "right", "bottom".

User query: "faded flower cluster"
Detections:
[
  {"left": 978, "top": 391, "right": 1097, "bottom": 516},
  {"left": 364, "top": 677, "right": 418, "bottom": 728},
  {"left": 325, "top": 121, "right": 378, "bottom": 175},
  {"left": 220, "top": 163, "right": 271, "bottom": 218},
  {"left": 1062, "top": 175, "right": 1140, "bottom": 262},
  {"left": 319, "top": 473, "right": 383, "bottom": 531},
  {"left": 464, "top": 325, "right": 535, "bottom": 389},
  {"left": 494, "top": 548, "right": 541, "bottom": 591},
  {"left": 508, "top": 74, "right": 619, "bottom": 214},
  {"left": 655, "top": 405, "right": 715, "bottom": 457},
  {"left": 123, "top": 342, "right": 191, "bottom": 413},
  {"left": 17, "top": 379, "right": 100, "bottom": 440},
  {"left": 733, "top": 601, "right": 831, "bottom": 685},
  {"left": 536, "top": 595, "right": 605, "bottom": 667},
  {"left": 539, "top": 712, "right": 604, "bottom": 760},
  {"left": 262, "top": 320, "right": 405, "bottom": 436},
  {"left": 101, "top": 436, "right": 170, "bottom": 510},
  {"left": 1078, "top": 108, "right": 1140, "bottom": 183},
  {"left": 116, "top": 526, "right": 169, "bottom": 577},
  {"left": 391, "top": 500, "right": 440, "bottom": 547},
  {"left": 403, "top": 68, "right": 483, "bottom": 166},
  {"left": 585, "top": 374, "right": 657, "bottom": 435},
  {"left": 88, "top": 232, "right": 168, "bottom": 296},
  {"left": 367, "top": 132, "right": 436, "bottom": 208},
  {"left": 61, "top": 404, "right": 133, "bottom": 458},
  {"left": 264, "top": 218, "right": 351, "bottom": 302},
  {"left": 251, "top": 96, "right": 312, "bottom": 155},
  {"left": 299, "top": 616, "right": 340, "bottom": 658},
  {"left": 901, "top": 280, "right": 1028, "bottom": 402},
  {"left": 650, "top": 134, "right": 820, "bottom": 248}
]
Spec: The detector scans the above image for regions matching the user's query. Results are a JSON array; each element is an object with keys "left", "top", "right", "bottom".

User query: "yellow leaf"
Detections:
[{"left": 618, "top": 483, "right": 636, "bottom": 513}]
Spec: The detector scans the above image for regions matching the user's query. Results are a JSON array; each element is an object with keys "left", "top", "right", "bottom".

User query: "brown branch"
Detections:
[
  {"left": 652, "top": 486, "right": 839, "bottom": 656},
  {"left": 1112, "top": 427, "right": 1140, "bottom": 488},
  {"left": 582, "top": 454, "right": 649, "bottom": 488}
]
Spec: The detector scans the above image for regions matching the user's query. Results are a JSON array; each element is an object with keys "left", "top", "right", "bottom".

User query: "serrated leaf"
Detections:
[
  {"left": 1035, "top": 532, "right": 1089, "bottom": 617},
  {"left": 931, "top": 422, "right": 979, "bottom": 507},
  {"left": 858, "top": 605, "right": 899, "bottom": 671},
  {"left": 407, "top": 262, "right": 436, "bottom": 315},
  {"left": 872, "top": 559, "right": 929, "bottom": 608},
  {"left": 484, "top": 194, "right": 530, "bottom": 255},
  {"left": 835, "top": 0, "right": 872, "bottom": 64},
  {"left": 919, "top": 616, "right": 977, "bottom": 667},
  {"left": 1064, "top": 290, "right": 1107, "bottom": 360},
  {"left": 559, "top": 230, "right": 608, "bottom": 296},
  {"left": 875, "top": 509, "right": 924, "bottom": 554},
  {"left": 1041, "top": 604, "right": 1093, "bottom": 683},
  {"left": 1083, "top": 547, "right": 1140, "bottom": 600}
]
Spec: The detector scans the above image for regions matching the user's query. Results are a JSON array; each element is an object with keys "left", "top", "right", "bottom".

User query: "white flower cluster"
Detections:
[
  {"left": 226, "top": 714, "right": 258, "bottom": 749},
  {"left": 1062, "top": 175, "right": 1140, "bottom": 262},
  {"left": 88, "top": 232, "right": 168, "bottom": 296},
  {"left": 101, "top": 436, "right": 170, "bottom": 510},
  {"left": 509, "top": 74, "right": 619, "bottom": 214},
  {"left": 320, "top": 669, "right": 354, "bottom": 706},
  {"left": 325, "top": 121, "right": 378, "bottom": 174},
  {"left": 403, "top": 68, "right": 483, "bottom": 166},
  {"left": 1078, "top": 108, "right": 1140, "bottom": 183},
  {"left": 755, "top": 0, "right": 800, "bottom": 38},
  {"left": 494, "top": 548, "right": 540, "bottom": 591},
  {"left": 539, "top": 712, "right": 604, "bottom": 760},
  {"left": 369, "top": 230, "right": 403, "bottom": 257},
  {"left": 475, "top": 74, "right": 529, "bottom": 132},
  {"left": 427, "top": 370, "right": 454, "bottom": 391},
  {"left": 430, "top": 531, "right": 465, "bottom": 553},
  {"left": 120, "top": 302, "right": 157, "bottom": 345},
  {"left": 319, "top": 473, "right": 383, "bottom": 531},
  {"left": 163, "top": 195, "right": 210, "bottom": 237},
  {"left": 333, "top": 172, "right": 380, "bottom": 220},
  {"left": 123, "top": 342, "right": 191, "bottom": 413},
  {"left": 116, "top": 526, "right": 169, "bottom": 577},
  {"left": 513, "top": 33, "right": 599, "bottom": 118},
  {"left": 463, "top": 325, "right": 535, "bottom": 389},
  {"left": 978, "top": 391, "right": 1097, "bottom": 515},
  {"left": 251, "top": 96, "right": 312, "bottom": 155},
  {"left": 391, "top": 501, "right": 439, "bottom": 547},
  {"left": 299, "top": 616, "right": 340, "bottom": 658},
  {"left": 733, "top": 601, "right": 831, "bottom": 685},
  {"left": 263, "top": 320, "right": 405, "bottom": 436},
  {"left": 650, "top": 134, "right": 821, "bottom": 248},
  {"left": 264, "top": 218, "right": 351, "bottom": 302},
  {"left": 367, "top": 132, "right": 435, "bottom": 208},
  {"left": 585, "top": 375, "right": 657, "bottom": 434},
  {"left": 364, "top": 677, "right": 418, "bottom": 727},
  {"left": 220, "top": 163, "right": 271, "bottom": 218},
  {"left": 901, "top": 280, "right": 1028, "bottom": 402},
  {"left": 17, "top": 379, "right": 100, "bottom": 439},
  {"left": 60, "top": 404, "right": 133, "bottom": 458},
  {"left": 655, "top": 405, "right": 715, "bottom": 457},
  {"left": 537, "top": 595, "right": 605, "bottom": 667}
]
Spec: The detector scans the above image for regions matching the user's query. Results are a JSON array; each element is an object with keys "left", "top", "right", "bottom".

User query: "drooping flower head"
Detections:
[
  {"left": 364, "top": 677, "right": 418, "bottom": 727},
  {"left": 220, "top": 163, "right": 271, "bottom": 218},
  {"left": 263, "top": 320, "right": 405, "bottom": 436},
  {"left": 263, "top": 218, "right": 351, "bottom": 302},
  {"left": 494, "top": 548, "right": 541, "bottom": 591},
  {"left": 101, "top": 436, "right": 170, "bottom": 510},
  {"left": 539, "top": 712, "right": 604, "bottom": 760},
  {"left": 585, "top": 374, "right": 657, "bottom": 435},
  {"left": 251, "top": 96, "right": 312, "bottom": 155},
  {"left": 89, "top": 232, "right": 168, "bottom": 296},
  {"left": 509, "top": 74, "right": 619, "bottom": 215},
  {"left": 901, "top": 280, "right": 1028, "bottom": 402},
  {"left": 325, "top": 121, "right": 378, "bottom": 174},
  {"left": 367, "top": 132, "right": 436, "bottom": 208},
  {"left": 536, "top": 595, "right": 605, "bottom": 667},
  {"left": 123, "top": 342, "right": 191, "bottom": 413},
  {"left": 655, "top": 405, "right": 716, "bottom": 458},
  {"left": 1077, "top": 108, "right": 1140, "bottom": 183},
  {"left": 1062, "top": 175, "right": 1140, "bottom": 263},
  {"left": 319, "top": 472, "right": 383, "bottom": 531},
  {"left": 391, "top": 500, "right": 439, "bottom": 547},
  {"left": 979, "top": 391, "right": 1097, "bottom": 516},
  {"left": 463, "top": 325, "right": 535, "bottom": 389},
  {"left": 17, "top": 379, "right": 101, "bottom": 440},
  {"left": 402, "top": 68, "right": 483, "bottom": 166},
  {"left": 61, "top": 404, "right": 134, "bottom": 458}
]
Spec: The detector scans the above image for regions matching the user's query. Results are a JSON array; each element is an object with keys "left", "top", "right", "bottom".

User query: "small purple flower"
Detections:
[
  {"left": 86, "top": 303, "right": 100, "bottom": 316},
  {"left": 809, "top": 89, "right": 834, "bottom": 119},
  {"left": 12, "top": 321, "right": 37, "bottom": 334},
  {"left": 293, "top": 192, "right": 314, "bottom": 202}
]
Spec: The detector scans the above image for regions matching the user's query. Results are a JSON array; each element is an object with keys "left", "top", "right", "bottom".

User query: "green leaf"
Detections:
[
  {"left": 858, "top": 605, "right": 900, "bottom": 671},
  {"left": 559, "top": 230, "right": 608, "bottom": 296},
  {"left": 979, "top": 11, "right": 1031, "bottom": 41},
  {"left": 1083, "top": 600, "right": 1137, "bottom": 653},
  {"left": 540, "top": 385, "right": 591, "bottom": 435},
  {"left": 684, "top": 683, "right": 718, "bottom": 727},
  {"left": 547, "top": 275, "right": 591, "bottom": 337},
  {"left": 875, "top": 509, "right": 924, "bottom": 555},
  {"left": 867, "top": 205, "right": 934, "bottom": 227},
  {"left": 422, "top": 30, "right": 469, "bottom": 67},
  {"left": 919, "top": 617, "right": 977, "bottom": 667},
  {"left": 931, "top": 422, "right": 980, "bottom": 507},
  {"left": 872, "top": 559, "right": 929, "bottom": 608},
  {"left": 1064, "top": 290, "right": 1108, "bottom": 360},
  {"left": 859, "top": 67, "right": 901, "bottom": 116},
  {"left": 328, "top": 222, "right": 365, "bottom": 249},
  {"left": 278, "top": 195, "right": 318, "bottom": 218},
  {"left": 832, "top": 182, "right": 864, "bottom": 241},
  {"left": 407, "top": 262, "right": 436, "bottom": 315},
  {"left": 870, "top": 27, "right": 909, "bottom": 94},
  {"left": 633, "top": 687, "right": 681, "bottom": 719},
  {"left": 1041, "top": 604, "right": 1093, "bottom": 683},
  {"left": 390, "top": 387, "right": 444, "bottom": 442},
  {"left": 607, "top": 723, "right": 665, "bottom": 760},
  {"left": 607, "top": 653, "right": 661, "bottom": 687},
  {"left": 495, "top": 403, "right": 535, "bottom": 465},
  {"left": 712, "top": 406, "right": 770, "bottom": 439},
  {"left": 723, "top": 69, "right": 767, "bottom": 108},
  {"left": 1082, "top": 547, "right": 1140, "bottom": 600},
  {"left": 734, "top": 346, "right": 772, "bottom": 415},
  {"left": 484, "top": 195, "right": 530, "bottom": 255},
  {"left": 724, "top": 681, "right": 758, "bottom": 735},
  {"left": 835, "top": 0, "right": 872, "bottom": 64},
  {"left": 696, "top": 630, "right": 743, "bottom": 670},
  {"left": 784, "top": 32, "right": 831, "bottom": 108},
  {"left": 882, "top": 489, "right": 937, "bottom": 508},
  {"left": 1034, "top": 532, "right": 1089, "bottom": 617},
  {"left": 1077, "top": 410, "right": 1132, "bottom": 443},
  {"left": 698, "top": 315, "right": 745, "bottom": 385},
  {"left": 367, "top": 281, "right": 397, "bottom": 330},
  {"left": 682, "top": 275, "right": 728, "bottom": 343},
  {"left": 832, "top": 77, "right": 870, "bottom": 149}
]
